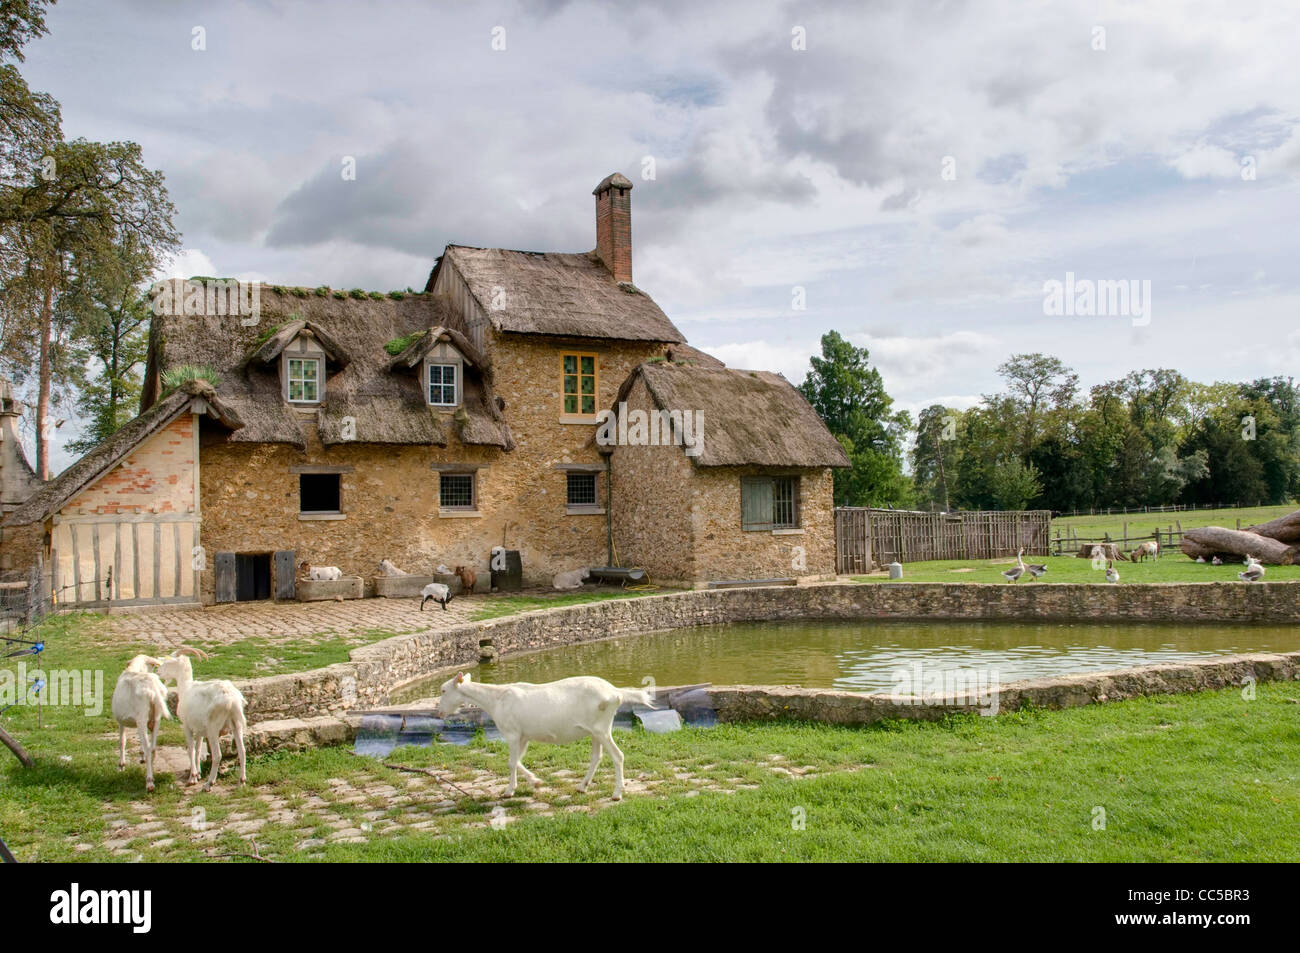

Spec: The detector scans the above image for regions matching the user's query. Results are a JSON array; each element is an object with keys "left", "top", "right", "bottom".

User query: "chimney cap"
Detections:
[{"left": 593, "top": 172, "right": 633, "bottom": 195}]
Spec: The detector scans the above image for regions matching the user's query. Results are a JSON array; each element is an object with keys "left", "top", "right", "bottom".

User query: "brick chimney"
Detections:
[{"left": 593, "top": 172, "right": 633, "bottom": 284}]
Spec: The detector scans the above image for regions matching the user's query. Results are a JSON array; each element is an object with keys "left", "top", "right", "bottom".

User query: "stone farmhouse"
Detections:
[{"left": 1, "top": 174, "right": 848, "bottom": 606}]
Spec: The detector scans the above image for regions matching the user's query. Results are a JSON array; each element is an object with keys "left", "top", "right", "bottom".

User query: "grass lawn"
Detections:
[
  {"left": 853, "top": 554, "right": 1300, "bottom": 585},
  {"left": 467, "top": 588, "right": 660, "bottom": 621},
  {"left": 2, "top": 613, "right": 1298, "bottom": 861},
  {"left": 1052, "top": 503, "right": 1295, "bottom": 542}
]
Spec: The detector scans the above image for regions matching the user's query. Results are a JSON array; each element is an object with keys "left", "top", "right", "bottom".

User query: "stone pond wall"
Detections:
[{"left": 235, "top": 580, "right": 1300, "bottom": 722}]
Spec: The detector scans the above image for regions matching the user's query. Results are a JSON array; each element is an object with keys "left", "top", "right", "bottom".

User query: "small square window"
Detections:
[
  {"left": 567, "top": 472, "right": 598, "bottom": 506},
  {"left": 287, "top": 357, "right": 321, "bottom": 403},
  {"left": 428, "top": 363, "right": 457, "bottom": 406},
  {"left": 300, "top": 473, "right": 340, "bottom": 513},
  {"left": 440, "top": 472, "right": 475, "bottom": 510}
]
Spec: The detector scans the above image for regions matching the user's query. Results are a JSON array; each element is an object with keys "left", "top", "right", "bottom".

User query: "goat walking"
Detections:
[
  {"left": 437, "top": 673, "right": 654, "bottom": 800},
  {"left": 157, "top": 648, "right": 248, "bottom": 791},
  {"left": 111, "top": 655, "right": 171, "bottom": 792}
]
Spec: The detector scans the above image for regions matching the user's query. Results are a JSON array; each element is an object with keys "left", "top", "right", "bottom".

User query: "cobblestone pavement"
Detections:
[
  {"left": 99, "top": 594, "right": 488, "bottom": 647},
  {"left": 71, "top": 746, "right": 827, "bottom": 860}
]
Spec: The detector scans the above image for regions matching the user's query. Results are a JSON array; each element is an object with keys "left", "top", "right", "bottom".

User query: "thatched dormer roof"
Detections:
[
  {"left": 428, "top": 245, "right": 685, "bottom": 343},
  {"left": 388, "top": 325, "right": 487, "bottom": 373},
  {"left": 140, "top": 286, "right": 514, "bottom": 451},
  {"left": 4, "top": 380, "right": 242, "bottom": 527},
  {"left": 245, "top": 319, "right": 351, "bottom": 369},
  {"left": 612, "top": 362, "right": 851, "bottom": 469}
]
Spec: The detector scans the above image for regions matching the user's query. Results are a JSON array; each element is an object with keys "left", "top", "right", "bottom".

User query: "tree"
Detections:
[
  {"left": 996, "top": 353, "right": 1078, "bottom": 460},
  {"left": 1, "top": 138, "right": 178, "bottom": 476},
  {"left": 799, "top": 331, "right": 912, "bottom": 507},
  {"left": 62, "top": 232, "right": 154, "bottom": 454},
  {"left": 912, "top": 404, "right": 957, "bottom": 510}
]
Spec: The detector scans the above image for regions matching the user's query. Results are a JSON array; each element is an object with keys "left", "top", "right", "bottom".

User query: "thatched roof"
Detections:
[
  {"left": 389, "top": 325, "right": 487, "bottom": 373},
  {"left": 246, "top": 319, "right": 351, "bottom": 369},
  {"left": 664, "top": 342, "right": 725, "bottom": 368},
  {"left": 140, "top": 286, "right": 514, "bottom": 451},
  {"left": 4, "top": 380, "right": 242, "bottom": 527},
  {"left": 611, "top": 362, "right": 851, "bottom": 469},
  {"left": 428, "top": 245, "right": 685, "bottom": 343}
]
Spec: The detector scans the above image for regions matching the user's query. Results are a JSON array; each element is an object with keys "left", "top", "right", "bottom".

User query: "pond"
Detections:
[{"left": 411, "top": 619, "right": 1298, "bottom": 695}]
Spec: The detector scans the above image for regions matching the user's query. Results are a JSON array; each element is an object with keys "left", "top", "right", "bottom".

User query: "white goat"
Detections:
[
  {"left": 301, "top": 562, "right": 344, "bottom": 581},
  {"left": 552, "top": 567, "right": 590, "bottom": 590},
  {"left": 436, "top": 672, "right": 654, "bottom": 799},
  {"left": 420, "top": 582, "right": 453, "bottom": 611},
  {"left": 111, "top": 655, "right": 171, "bottom": 792},
  {"left": 157, "top": 648, "right": 247, "bottom": 791},
  {"left": 377, "top": 559, "right": 409, "bottom": 576}
]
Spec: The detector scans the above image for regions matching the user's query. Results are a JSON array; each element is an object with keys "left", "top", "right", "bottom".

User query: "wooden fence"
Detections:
[
  {"left": 1053, "top": 522, "right": 1185, "bottom": 557},
  {"left": 835, "top": 508, "right": 1052, "bottom": 572}
]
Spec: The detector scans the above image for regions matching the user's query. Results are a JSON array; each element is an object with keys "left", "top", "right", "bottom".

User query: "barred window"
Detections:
[
  {"left": 567, "top": 472, "right": 597, "bottom": 506},
  {"left": 439, "top": 472, "right": 475, "bottom": 510},
  {"left": 741, "top": 475, "right": 800, "bottom": 530}
]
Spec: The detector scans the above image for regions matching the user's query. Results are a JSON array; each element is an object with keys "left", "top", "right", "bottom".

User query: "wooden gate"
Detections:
[
  {"left": 50, "top": 514, "right": 200, "bottom": 607},
  {"left": 835, "top": 508, "right": 1052, "bottom": 571}
]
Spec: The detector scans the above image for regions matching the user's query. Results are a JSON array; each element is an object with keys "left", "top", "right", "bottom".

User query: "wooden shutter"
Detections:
[
  {"left": 274, "top": 550, "right": 296, "bottom": 600},
  {"left": 214, "top": 551, "right": 236, "bottom": 603},
  {"left": 741, "top": 477, "right": 773, "bottom": 530}
]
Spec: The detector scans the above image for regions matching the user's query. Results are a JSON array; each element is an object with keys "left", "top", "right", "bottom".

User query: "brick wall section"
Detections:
[
  {"left": 235, "top": 580, "right": 1300, "bottom": 719},
  {"left": 198, "top": 335, "right": 667, "bottom": 598},
  {"left": 63, "top": 415, "right": 195, "bottom": 516}
]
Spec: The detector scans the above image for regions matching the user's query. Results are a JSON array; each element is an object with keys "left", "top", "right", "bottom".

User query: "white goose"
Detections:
[
  {"left": 1105, "top": 560, "right": 1120, "bottom": 584},
  {"left": 1001, "top": 549, "right": 1026, "bottom": 584},
  {"left": 1239, "top": 555, "right": 1265, "bottom": 583}
]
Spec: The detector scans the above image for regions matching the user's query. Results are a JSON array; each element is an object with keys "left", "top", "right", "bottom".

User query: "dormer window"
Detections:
[
  {"left": 427, "top": 362, "right": 458, "bottom": 406},
  {"left": 287, "top": 357, "right": 321, "bottom": 403}
]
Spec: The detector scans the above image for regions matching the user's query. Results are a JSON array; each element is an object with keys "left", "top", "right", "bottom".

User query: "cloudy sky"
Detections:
[{"left": 23, "top": 0, "right": 1300, "bottom": 470}]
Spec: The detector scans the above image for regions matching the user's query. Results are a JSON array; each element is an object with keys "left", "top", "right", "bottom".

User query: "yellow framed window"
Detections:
[{"left": 562, "top": 353, "right": 598, "bottom": 417}]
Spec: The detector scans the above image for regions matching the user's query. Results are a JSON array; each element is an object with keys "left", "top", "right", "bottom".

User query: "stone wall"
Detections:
[
  {"left": 197, "top": 334, "right": 667, "bottom": 600},
  {"left": 608, "top": 376, "right": 840, "bottom": 586},
  {"left": 689, "top": 466, "right": 836, "bottom": 582},
  {"left": 608, "top": 376, "right": 697, "bottom": 584},
  {"left": 235, "top": 580, "right": 1300, "bottom": 720}
]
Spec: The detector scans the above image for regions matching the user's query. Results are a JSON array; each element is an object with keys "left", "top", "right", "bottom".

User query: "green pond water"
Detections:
[{"left": 439, "top": 620, "right": 1299, "bottom": 694}]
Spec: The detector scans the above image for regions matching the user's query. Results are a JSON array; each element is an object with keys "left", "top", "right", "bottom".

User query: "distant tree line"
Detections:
[{"left": 800, "top": 333, "right": 1299, "bottom": 512}]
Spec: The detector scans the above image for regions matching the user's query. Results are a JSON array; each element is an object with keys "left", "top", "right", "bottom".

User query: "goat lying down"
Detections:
[
  {"left": 552, "top": 567, "right": 590, "bottom": 590},
  {"left": 437, "top": 673, "right": 655, "bottom": 799},
  {"left": 111, "top": 655, "right": 171, "bottom": 792},
  {"left": 299, "top": 562, "right": 344, "bottom": 581}
]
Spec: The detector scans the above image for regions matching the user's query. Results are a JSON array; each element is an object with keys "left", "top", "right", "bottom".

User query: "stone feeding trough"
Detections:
[
  {"left": 372, "top": 572, "right": 464, "bottom": 599},
  {"left": 351, "top": 684, "right": 716, "bottom": 757},
  {"left": 296, "top": 576, "right": 365, "bottom": 601}
]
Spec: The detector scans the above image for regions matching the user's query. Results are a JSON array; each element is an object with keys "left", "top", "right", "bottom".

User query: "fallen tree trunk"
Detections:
[
  {"left": 1179, "top": 526, "right": 1295, "bottom": 565},
  {"left": 1244, "top": 509, "right": 1300, "bottom": 544}
]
